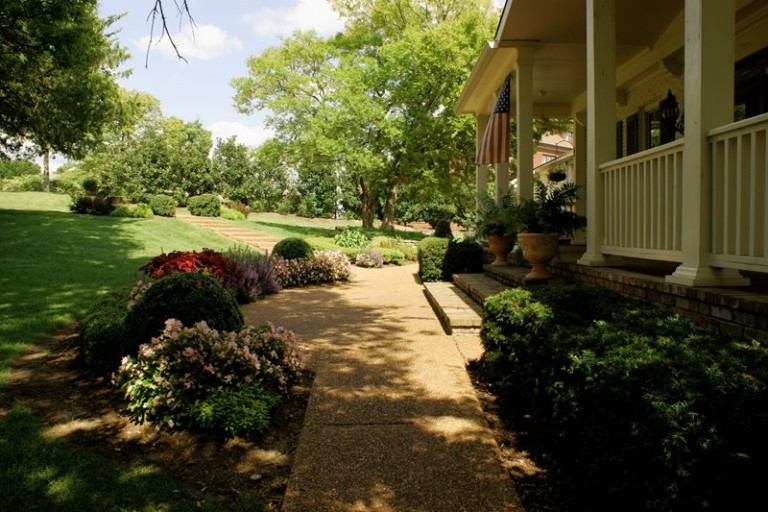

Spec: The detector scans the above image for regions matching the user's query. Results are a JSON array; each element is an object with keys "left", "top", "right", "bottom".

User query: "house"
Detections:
[
  {"left": 454, "top": 0, "right": 768, "bottom": 342},
  {"left": 456, "top": 0, "right": 768, "bottom": 290}
]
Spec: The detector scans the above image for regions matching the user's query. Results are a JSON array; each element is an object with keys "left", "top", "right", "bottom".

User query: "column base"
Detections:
[
  {"left": 665, "top": 265, "right": 750, "bottom": 287},
  {"left": 577, "top": 251, "right": 624, "bottom": 266}
]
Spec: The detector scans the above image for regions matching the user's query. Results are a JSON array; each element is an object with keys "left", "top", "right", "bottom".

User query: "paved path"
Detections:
[{"left": 242, "top": 265, "right": 523, "bottom": 511}]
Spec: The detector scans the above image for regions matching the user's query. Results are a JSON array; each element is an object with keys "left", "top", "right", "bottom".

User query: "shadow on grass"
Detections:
[
  {"left": 0, "top": 402, "right": 225, "bottom": 512},
  {"left": 246, "top": 220, "right": 337, "bottom": 239}
]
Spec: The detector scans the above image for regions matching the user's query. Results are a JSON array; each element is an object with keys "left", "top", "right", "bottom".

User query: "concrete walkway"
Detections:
[{"left": 242, "top": 265, "right": 523, "bottom": 511}]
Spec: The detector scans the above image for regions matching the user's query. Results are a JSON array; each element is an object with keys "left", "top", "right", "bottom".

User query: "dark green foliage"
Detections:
[
  {"left": 515, "top": 181, "right": 587, "bottom": 236},
  {"left": 273, "top": 237, "right": 314, "bottom": 260},
  {"left": 417, "top": 236, "right": 449, "bottom": 282},
  {"left": 481, "top": 284, "right": 768, "bottom": 511},
  {"left": 147, "top": 194, "right": 176, "bottom": 217},
  {"left": 188, "top": 383, "right": 281, "bottom": 439},
  {"left": 123, "top": 272, "right": 243, "bottom": 358},
  {"left": 187, "top": 194, "right": 221, "bottom": 217},
  {"left": 77, "top": 288, "right": 130, "bottom": 371},
  {"left": 441, "top": 238, "right": 483, "bottom": 280},
  {"left": 432, "top": 219, "right": 453, "bottom": 238},
  {"left": 69, "top": 178, "right": 121, "bottom": 215}
]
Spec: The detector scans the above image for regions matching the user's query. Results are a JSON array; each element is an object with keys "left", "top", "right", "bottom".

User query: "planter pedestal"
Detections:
[
  {"left": 517, "top": 232, "right": 561, "bottom": 281},
  {"left": 487, "top": 233, "right": 515, "bottom": 266}
]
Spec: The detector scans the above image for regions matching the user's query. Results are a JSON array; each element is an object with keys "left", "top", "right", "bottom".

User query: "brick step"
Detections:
[{"left": 453, "top": 273, "right": 509, "bottom": 305}]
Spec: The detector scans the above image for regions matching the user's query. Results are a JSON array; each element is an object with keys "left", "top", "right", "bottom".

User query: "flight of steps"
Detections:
[
  {"left": 423, "top": 265, "right": 532, "bottom": 334},
  {"left": 180, "top": 216, "right": 281, "bottom": 252}
]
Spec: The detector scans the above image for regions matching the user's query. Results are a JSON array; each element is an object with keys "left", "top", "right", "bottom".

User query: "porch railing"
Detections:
[
  {"left": 599, "top": 140, "right": 684, "bottom": 261},
  {"left": 708, "top": 112, "right": 768, "bottom": 272}
]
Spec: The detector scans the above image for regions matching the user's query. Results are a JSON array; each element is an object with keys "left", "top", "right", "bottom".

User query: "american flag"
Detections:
[{"left": 476, "top": 75, "right": 510, "bottom": 165}]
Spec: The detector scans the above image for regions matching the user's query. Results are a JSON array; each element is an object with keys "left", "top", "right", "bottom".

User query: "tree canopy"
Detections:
[
  {"left": 0, "top": 0, "right": 127, "bottom": 161},
  {"left": 232, "top": 0, "right": 499, "bottom": 227}
]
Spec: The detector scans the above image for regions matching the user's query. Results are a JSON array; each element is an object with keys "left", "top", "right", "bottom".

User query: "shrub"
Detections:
[
  {"left": 78, "top": 289, "right": 131, "bottom": 370},
  {"left": 333, "top": 228, "right": 371, "bottom": 248},
  {"left": 148, "top": 194, "right": 176, "bottom": 217},
  {"left": 355, "top": 250, "right": 384, "bottom": 268},
  {"left": 0, "top": 174, "right": 44, "bottom": 191},
  {"left": 441, "top": 238, "right": 484, "bottom": 280},
  {"left": 273, "top": 237, "right": 314, "bottom": 260},
  {"left": 273, "top": 250, "right": 352, "bottom": 288},
  {"left": 225, "top": 200, "right": 251, "bottom": 216},
  {"left": 372, "top": 236, "right": 418, "bottom": 261},
  {"left": 480, "top": 284, "right": 768, "bottom": 512},
  {"left": 139, "top": 248, "right": 242, "bottom": 298},
  {"left": 123, "top": 272, "right": 243, "bottom": 358},
  {"left": 188, "top": 383, "right": 280, "bottom": 438},
  {"left": 432, "top": 219, "right": 453, "bottom": 238},
  {"left": 111, "top": 203, "right": 154, "bottom": 219},
  {"left": 114, "top": 320, "right": 302, "bottom": 436},
  {"left": 417, "top": 237, "right": 450, "bottom": 282},
  {"left": 187, "top": 194, "right": 221, "bottom": 217},
  {"left": 224, "top": 245, "right": 282, "bottom": 302},
  {"left": 221, "top": 207, "right": 246, "bottom": 221}
]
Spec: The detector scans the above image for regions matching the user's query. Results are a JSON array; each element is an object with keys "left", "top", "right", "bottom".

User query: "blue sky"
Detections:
[{"left": 96, "top": 0, "right": 506, "bottom": 150}]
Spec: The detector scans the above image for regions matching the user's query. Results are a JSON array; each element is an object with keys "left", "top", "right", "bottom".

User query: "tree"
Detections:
[
  {"left": 0, "top": 0, "right": 127, "bottom": 189},
  {"left": 233, "top": 0, "right": 499, "bottom": 228}
]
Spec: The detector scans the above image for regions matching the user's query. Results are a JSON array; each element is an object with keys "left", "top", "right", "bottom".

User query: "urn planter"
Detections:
[
  {"left": 517, "top": 232, "right": 561, "bottom": 281},
  {"left": 487, "top": 233, "right": 515, "bottom": 266}
]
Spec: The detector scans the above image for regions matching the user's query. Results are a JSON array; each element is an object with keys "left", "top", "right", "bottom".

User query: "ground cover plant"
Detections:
[{"left": 479, "top": 284, "right": 768, "bottom": 512}]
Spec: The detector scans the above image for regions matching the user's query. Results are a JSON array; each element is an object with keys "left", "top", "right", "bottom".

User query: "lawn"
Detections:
[{"left": 0, "top": 192, "right": 256, "bottom": 511}]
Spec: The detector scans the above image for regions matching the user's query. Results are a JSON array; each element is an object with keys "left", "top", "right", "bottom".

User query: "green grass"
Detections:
[
  {"left": 0, "top": 191, "right": 71, "bottom": 212},
  {"left": 0, "top": 192, "right": 262, "bottom": 511},
  {"left": 241, "top": 214, "right": 427, "bottom": 242}
]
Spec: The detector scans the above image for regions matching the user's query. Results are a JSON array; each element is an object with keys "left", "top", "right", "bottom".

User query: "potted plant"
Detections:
[
  {"left": 476, "top": 190, "right": 517, "bottom": 265},
  {"left": 514, "top": 180, "right": 586, "bottom": 281}
]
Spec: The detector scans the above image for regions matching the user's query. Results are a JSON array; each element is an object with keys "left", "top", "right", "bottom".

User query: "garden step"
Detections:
[
  {"left": 178, "top": 216, "right": 280, "bottom": 251},
  {"left": 453, "top": 273, "right": 510, "bottom": 305},
  {"left": 423, "top": 282, "right": 483, "bottom": 334}
]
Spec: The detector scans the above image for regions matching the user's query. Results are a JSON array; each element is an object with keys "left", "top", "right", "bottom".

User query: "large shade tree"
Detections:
[
  {"left": 232, "top": 0, "right": 498, "bottom": 228},
  {"left": 0, "top": 0, "right": 127, "bottom": 189}
]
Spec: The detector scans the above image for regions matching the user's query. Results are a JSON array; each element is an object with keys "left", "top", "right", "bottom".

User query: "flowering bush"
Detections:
[
  {"left": 115, "top": 319, "right": 302, "bottom": 433},
  {"left": 225, "top": 245, "right": 282, "bottom": 302},
  {"left": 355, "top": 250, "right": 384, "bottom": 268},
  {"left": 140, "top": 249, "right": 240, "bottom": 281},
  {"left": 272, "top": 250, "right": 352, "bottom": 288}
]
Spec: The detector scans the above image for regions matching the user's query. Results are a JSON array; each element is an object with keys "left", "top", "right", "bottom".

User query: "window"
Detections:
[
  {"left": 626, "top": 114, "right": 639, "bottom": 155},
  {"left": 541, "top": 154, "right": 557, "bottom": 163},
  {"left": 646, "top": 110, "right": 661, "bottom": 149}
]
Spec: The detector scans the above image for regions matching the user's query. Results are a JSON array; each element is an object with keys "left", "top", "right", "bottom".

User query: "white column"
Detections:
[
  {"left": 494, "top": 162, "right": 509, "bottom": 202},
  {"left": 572, "top": 114, "right": 587, "bottom": 245},
  {"left": 667, "top": 0, "right": 748, "bottom": 286},
  {"left": 578, "top": 0, "right": 618, "bottom": 266},
  {"left": 516, "top": 47, "right": 535, "bottom": 201},
  {"left": 476, "top": 114, "right": 490, "bottom": 220}
]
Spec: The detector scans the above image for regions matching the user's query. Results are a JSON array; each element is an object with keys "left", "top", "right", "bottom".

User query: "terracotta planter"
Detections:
[
  {"left": 487, "top": 233, "right": 515, "bottom": 266},
  {"left": 517, "top": 232, "right": 561, "bottom": 281}
]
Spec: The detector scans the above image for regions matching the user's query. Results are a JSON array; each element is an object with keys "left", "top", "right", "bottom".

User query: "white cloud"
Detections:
[
  {"left": 244, "top": 0, "right": 345, "bottom": 38},
  {"left": 208, "top": 121, "right": 274, "bottom": 148},
  {"left": 138, "top": 24, "right": 242, "bottom": 61}
]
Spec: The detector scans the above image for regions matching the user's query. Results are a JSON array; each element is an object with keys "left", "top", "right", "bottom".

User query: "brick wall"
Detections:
[{"left": 547, "top": 260, "right": 768, "bottom": 344}]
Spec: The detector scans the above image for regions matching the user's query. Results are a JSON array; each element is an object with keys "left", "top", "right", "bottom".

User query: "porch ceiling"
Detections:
[{"left": 456, "top": 0, "right": 685, "bottom": 116}]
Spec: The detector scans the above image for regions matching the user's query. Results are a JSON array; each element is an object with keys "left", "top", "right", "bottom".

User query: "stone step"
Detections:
[
  {"left": 453, "top": 273, "right": 510, "bottom": 305},
  {"left": 423, "top": 282, "right": 484, "bottom": 335}
]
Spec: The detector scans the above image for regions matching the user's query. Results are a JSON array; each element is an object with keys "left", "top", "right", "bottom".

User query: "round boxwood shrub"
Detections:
[
  {"left": 187, "top": 193, "right": 221, "bottom": 217},
  {"left": 221, "top": 207, "right": 246, "bottom": 221},
  {"left": 273, "top": 237, "right": 314, "bottom": 260},
  {"left": 442, "top": 238, "right": 484, "bottom": 280},
  {"left": 417, "top": 236, "right": 450, "bottom": 282},
  {"left": 123, "top": 272, "right": 243, "bottom": 358},
  {"left": 148, "top": 194, "right": 176, "bottom": 217},
  {"left": 78, "top": 288, "right": 131, "bottom": 371}
]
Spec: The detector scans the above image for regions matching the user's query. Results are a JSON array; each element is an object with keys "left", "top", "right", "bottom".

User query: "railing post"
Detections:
[
  {"left": 666, "top": 0, "right": 749, "bottom": 286},
  {"left": 516, "top": 47, "right": 535, "bottom": 202}
]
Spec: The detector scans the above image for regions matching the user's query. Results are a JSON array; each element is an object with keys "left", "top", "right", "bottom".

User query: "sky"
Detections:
[{"left": 95, "top": 0, "right": 507, "bottom": 151}]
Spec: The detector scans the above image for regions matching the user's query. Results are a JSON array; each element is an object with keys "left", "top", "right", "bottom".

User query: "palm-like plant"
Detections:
[
  {"left": 514, "top": 181, "right": 586, "bottom": 236},
  {"left": 475, "top": 189, "right": 518, "bottom": 237}
]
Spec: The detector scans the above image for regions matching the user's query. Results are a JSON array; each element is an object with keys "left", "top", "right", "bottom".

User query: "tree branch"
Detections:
[{"left": 145, "top": 0, "right": 195, "bottom": 67}]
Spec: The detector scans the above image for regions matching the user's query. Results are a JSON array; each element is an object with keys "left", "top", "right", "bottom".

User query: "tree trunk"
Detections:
[
  {"left": 358, "top": 178, "right": 375, "bottom": 228},
  {"left": 42, "top": 150, "right": 51, "bottom": 192},
  {"left": 380, "top": 182, "right": 399, "bottom": 230}
]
